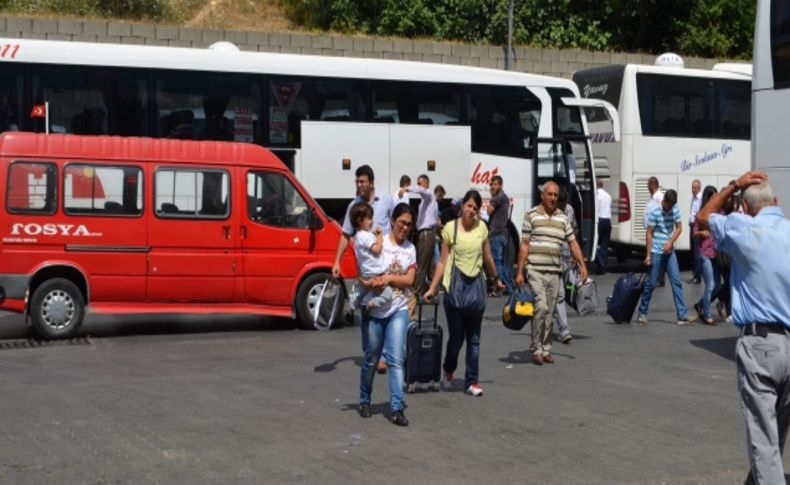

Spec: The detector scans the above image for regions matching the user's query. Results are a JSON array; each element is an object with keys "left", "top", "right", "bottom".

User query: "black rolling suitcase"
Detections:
[
  {"left": 405, "top": 298, "right": 442, "bottom": 393},
  {"left": 606, "top": 272, "right": 647, "bottom": 323}
]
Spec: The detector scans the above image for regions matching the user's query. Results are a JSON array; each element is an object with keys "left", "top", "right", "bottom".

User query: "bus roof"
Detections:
[
  {"left": 2, "top": 37, "right": 577, "bottom": 90},
  {"left": 0, "top": 132, "right": 287, "bottom": 168},
  {"left": 575, "top": 63, "right": 752, "bottom": 80}
]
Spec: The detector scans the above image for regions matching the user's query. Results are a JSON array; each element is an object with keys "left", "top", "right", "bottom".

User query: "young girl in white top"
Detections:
[{"left": 349, "top": 202, "right": 393, "bottom": 313}]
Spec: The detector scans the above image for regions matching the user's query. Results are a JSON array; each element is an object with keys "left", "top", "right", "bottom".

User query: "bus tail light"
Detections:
[{"left": 618, "top": 181, "right": 631, "bottom": 223}]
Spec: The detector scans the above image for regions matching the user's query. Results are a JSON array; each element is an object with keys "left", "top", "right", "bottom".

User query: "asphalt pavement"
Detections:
[{"left": 0, "top": 261, "right": 785, "bottom": 484}]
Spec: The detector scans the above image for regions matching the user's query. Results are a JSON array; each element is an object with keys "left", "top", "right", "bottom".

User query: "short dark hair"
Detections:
[
  {"left": 392, "top": 202, "right": 414, "bottom": 222},
  {"left": 399, "top": 174, "right": 411, "bottom": 187},
  {"left": 418, "top": 174, "right": 429, "bottom": 185},
  {"left": 434, "top": 184, "right": 446, "bottom": 196},
  {"left": 462, "top": 189, "right": 482, "bottom": 210},
  {"left": 491, "top": 175, "right": 503, "bottom": 185},
  {"left": 349, "top": 202, "right": 373, "bottom": 230},
  {"left": 664, "top": 189, "right": 678, "bottom": 205},
  {"left": 356, "top": 165, "right": 374, "bottom": 183}
]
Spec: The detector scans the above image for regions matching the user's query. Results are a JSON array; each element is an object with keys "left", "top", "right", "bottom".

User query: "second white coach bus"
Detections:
[
  {"left": 0, "top": 37, "right": 618, "bottom": 260},
  {"left": 753, "top": 0, "right": 790, "bottom": 212},
  {"left": 573, "top": 56, "right": 751, "bottom": 258}
]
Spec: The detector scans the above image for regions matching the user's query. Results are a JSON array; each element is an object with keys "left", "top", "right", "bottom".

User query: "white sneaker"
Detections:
[
  {"left": 465, "top": 383, "right": 484, "bottom": 397},
  {"left": 637, "top": 314, "right": 648, "bottom": 324},
  {"left": 440, "top": 372, "right": 453, "bottom": 391}
]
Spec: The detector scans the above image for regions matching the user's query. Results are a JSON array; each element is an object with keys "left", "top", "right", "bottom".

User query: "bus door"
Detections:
[
  {"left": 240, "top": 169, "right": 316, "bottom": 306},
  {"left": 534, "top": 138, "right": 595, "bottom": 259},
  {"left": 147, "top": 166, "right": 237, "bottom": 302}
]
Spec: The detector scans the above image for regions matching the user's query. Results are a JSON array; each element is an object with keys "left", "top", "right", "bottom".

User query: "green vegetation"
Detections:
[
  {"left": 0, "top": 0, "right": 202, "bottom": 23},
  {"left": 282, "top": 0, "right": 757, "bottom": 58}
]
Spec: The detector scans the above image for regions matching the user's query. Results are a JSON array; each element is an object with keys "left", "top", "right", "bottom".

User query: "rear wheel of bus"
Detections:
[
  {"left": 295, "top": 272, "right": 342, "bottom": 330},
  {"left": 29, "top": 278, "right": 85, "bottom": 340}
]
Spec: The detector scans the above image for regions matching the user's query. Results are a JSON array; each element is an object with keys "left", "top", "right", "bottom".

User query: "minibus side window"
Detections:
[
  {"left": 247, "top": 171, "right": 310, "bottom": 228},
  {"left": 6, "top": 161, "right": 57, "bottom": 214},
  {"left": 155, "top": 168, "right": 230, "bottom": 219},
  {"left": 63, "top": 164, "right": 143, "bottom": 216}
]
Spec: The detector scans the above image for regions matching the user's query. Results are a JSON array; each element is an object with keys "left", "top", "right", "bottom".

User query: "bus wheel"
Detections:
[
  {"left": 295, "top": 273, "right": 339, "bottom": 330},
  {"left": 29, "top": 278, "right": 85, "bottom": 340}
]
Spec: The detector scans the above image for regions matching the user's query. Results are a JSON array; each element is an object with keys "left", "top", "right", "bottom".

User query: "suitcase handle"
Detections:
[{"left": 416, "top": 292, "right": 442, "bottom": 330}]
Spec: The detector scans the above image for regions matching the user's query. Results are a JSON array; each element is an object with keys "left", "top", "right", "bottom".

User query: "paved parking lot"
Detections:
[{"left": 0, "top": 266, "right": 786, "bottom": 484}]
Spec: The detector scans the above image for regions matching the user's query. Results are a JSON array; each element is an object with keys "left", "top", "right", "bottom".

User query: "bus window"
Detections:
[
  {"left": 31, "top": 66, "right": 148, "bottom": 136},
  {"left": 772, "top": 0, "right": 790, "bottom": 87},
  {"left": 247, "top": 171, "right": 310, "bottom": 228},
  {"left": 718, "top": 80, "right": 751, "bottom": 138},
  {"left": 371, "top": 81, "right": 461, "bottom": 125},
  {"left": 466, "top": 85, "right": 541, "bottom": 158},
  {"left": 548, "top": 87, "right": 585, "bottom": 136},
  {"left": 637, "top": 73, "right": 716, "bottom": 137},
  {"left": 63, "top": 164, "right": 143, "bottom": 216},
  {"left": 6, "top": 161, "right": 57, "bottom": 214},
  {"left": 0, "top": 65, "right": 24, "bottom": 132},
  {"left": 155, "top": 71, "right": 261, "bottom": 144},
  {"left": 155, "top": 168, "right": 229, "bottom": 219},
  {"left": 269, "top": 76, "right": 366, "bottom": 146}
]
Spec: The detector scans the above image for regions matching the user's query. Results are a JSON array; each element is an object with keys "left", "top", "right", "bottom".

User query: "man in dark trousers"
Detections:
[
  {"left": 487, "top": 175, "right": 513, "bottom": 296},
  {"left": 698, "top": 170, "right": 790, "bottom": 485},
  {"left": 399, "top": 174, "right": 438, "bottom": 318}
]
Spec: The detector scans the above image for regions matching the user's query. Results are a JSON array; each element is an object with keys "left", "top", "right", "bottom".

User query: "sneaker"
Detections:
[
  {"left": 391, "top": 410, "right": 409, "bottom": 426},
  {"left": 561, "top": 334, "right": 573, "bottom": 344},
  {"left": 637, "top": 314, "right": 648, "bottom": 325},
  {"left": 358, "top": 402, "right": 372, "bottom": 418},
  {"left": 677, "top": 316, "right": 696, "bottom": 326},
  {"left": 440, "top": 372, "right": 453, "bottom": 390},
  {"left": 465, "top": 383, "right": 484, "bottom": 396},
  {"left": 702, "top": 317, "right": 716, "bottom": 326}
]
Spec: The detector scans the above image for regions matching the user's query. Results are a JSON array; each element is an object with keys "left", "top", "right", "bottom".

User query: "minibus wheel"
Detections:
[
  {"left": 29, "top": 278, "right": 85, "bottom": 340},
  {"left": 295, "top": 273, "right": 339, "bottom": 330}
]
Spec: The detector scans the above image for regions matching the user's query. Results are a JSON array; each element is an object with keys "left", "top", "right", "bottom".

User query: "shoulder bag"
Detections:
[{"left": 445, "top": 219, "right": 487, "bottom": 312}]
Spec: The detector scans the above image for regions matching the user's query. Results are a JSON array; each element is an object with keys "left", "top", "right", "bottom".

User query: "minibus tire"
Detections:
[
  {"left": 29, "top": 278, "right": 85, "bottom": 340},
  {"left": 295, "top": 273, "right": 338, "bottom": 330}
]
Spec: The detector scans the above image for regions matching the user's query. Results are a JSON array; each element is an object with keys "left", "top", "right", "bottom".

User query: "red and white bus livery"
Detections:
[{"left": 0, "top": 132, "right": 355, "bottom": 339}]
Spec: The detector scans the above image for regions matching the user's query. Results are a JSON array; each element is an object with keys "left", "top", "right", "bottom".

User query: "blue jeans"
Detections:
[
  {"left": 359, "top": 309, "right": 408, "bottom": 412},
  {"left": 696, "top": 256, "right": 720, "bottom": 319},
  {"left": 443, "top": 299, "right": 483, "bottom": 389},
  {"left": 489, "top": 233, "right": 514, "bottom": 294},
  {"left": 638, "top": 251, "right": 688, "bottom": 319}
]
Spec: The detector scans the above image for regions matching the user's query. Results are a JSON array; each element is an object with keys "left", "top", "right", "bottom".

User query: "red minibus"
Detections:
[{"left": 0, "top": 133, "right": 356, "bottom": 339}]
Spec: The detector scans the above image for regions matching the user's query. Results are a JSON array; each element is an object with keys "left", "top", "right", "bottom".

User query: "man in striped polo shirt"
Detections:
[
  {"left": 636, "top": 189, "right": 694, "bottom": 325},
  {"left": 515, "top": 181, "right": 588, "bottom": 365}
]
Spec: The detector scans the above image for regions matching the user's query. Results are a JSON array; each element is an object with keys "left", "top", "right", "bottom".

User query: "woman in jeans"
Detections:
[
  {"left": 424, "top": 190, "right": 502, "bottom": 397},
  {"left": 357, "top": 203, "right": 416, "bottom": 426},
  {"left": 692, "top": 186, "right": 721, "bottom": 325}
]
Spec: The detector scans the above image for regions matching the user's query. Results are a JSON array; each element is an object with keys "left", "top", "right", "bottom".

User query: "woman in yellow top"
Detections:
[{"left": 424, "top": 190, "right": 503, "bottom": 396}]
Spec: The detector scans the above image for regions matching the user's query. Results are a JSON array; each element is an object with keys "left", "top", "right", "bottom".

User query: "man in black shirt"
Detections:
[{"left": 487, "top": 175, "right": 513, "bottom": 295}]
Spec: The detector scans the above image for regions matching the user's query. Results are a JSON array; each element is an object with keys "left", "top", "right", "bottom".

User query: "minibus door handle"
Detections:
[
  {"left": 240, "top": 225, "right": 247, "bottom": 239},
  {"left": 223, "top": 225, "right": 231, "bottom": 239}
]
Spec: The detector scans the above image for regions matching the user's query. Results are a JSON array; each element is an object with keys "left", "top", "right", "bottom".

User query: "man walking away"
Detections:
[
  {"left": 487, "top": 175, "right": 513, "bottom": 296},
  {"left": 697, "top": 170, "right": 790, "bottom": 485},
  {"left": 595, "top": 178, "right": 612, "bottom": 274},
  {"left": 687, "top": 179, "right": 702, "bottom": 284},
  {"left": 515, "top": 181, "right": 588, "bottom": 365},
  {"left": 636, "top": 189, "right": 693, "bottom": 325}
]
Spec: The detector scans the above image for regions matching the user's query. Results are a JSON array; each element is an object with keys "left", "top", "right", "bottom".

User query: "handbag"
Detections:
[
  {"left": 445, "top": 219, "right": 487, "bottom": 312},
  {"left": 502, "top": 286, "right": 535, "bottom": 331}
]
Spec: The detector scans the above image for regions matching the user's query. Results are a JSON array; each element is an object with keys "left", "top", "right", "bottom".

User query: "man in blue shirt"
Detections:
[
  {"left": 636, "top": 189, "right": 693, "bottom": 325},
  {"left": 698, "top": 170, "right": 790, "bottom": 485}
]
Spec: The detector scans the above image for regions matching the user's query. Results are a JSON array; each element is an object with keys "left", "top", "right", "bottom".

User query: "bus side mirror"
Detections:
[{"left": 308, "top": 208, "right": 323, "bottom": 230}]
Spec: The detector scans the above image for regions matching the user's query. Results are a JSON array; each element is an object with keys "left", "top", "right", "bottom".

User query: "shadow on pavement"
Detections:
[
  {"left": 689, "top": 336, "right": 737, "bottom": 362},
  {"left": 315, "top": 355, "right": 363, "bottom": 373}
]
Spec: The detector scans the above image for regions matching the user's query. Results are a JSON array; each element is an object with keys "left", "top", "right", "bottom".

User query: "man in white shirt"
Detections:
[
  {"left": 687, "top": 179, "right": 702, "bottom": 284},
  {"left": 400, "top": 174, "right": 438, "bottom": 317},
  {"left": 393, "top": 175, "right": 411, "bottom": 206},
  {"left": 595, "top": 179, "right": 612, "bottom": 274}
]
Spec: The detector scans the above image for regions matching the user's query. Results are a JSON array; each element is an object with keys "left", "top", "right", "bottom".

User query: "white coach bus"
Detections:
[
  {"left": 753, "top": 0, "right": 790, "bottom": 212},
  {"left": 573, "top": 56, "right": 751, "bottom": 259},
  {"left": 0, "top": 37, "right": 618, "bottom": 259}
]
